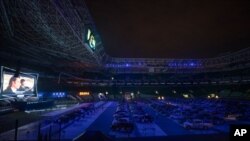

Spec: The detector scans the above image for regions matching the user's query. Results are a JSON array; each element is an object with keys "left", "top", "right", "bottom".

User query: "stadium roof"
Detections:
[{"left": 1, "top": 0, "right": 250, "bottom": 76}]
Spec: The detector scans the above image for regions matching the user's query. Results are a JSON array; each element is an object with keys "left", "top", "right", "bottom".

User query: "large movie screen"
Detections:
[
  {"left": 1, "top": 67, "right": 38, "bottom": 97},
  {"left": 85, "top": 28, "right": 96, "bottom": 50}
]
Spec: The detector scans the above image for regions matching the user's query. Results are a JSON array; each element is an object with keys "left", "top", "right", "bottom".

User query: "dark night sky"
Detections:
[{"left": 85, "top": 0, "right": 250, "bottom": 59}]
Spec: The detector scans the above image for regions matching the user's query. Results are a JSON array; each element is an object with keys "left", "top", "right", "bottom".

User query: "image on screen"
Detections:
[
  {"left": 86, "top": 28, "right": 96, "bottom": 50},
  {"left": 1, "top": 71, "right": 37, "bottom": 96}
]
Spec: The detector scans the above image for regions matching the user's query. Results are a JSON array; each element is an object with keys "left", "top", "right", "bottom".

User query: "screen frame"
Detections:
[
  {"left": 84, "top": 28, "right": 96, "bottom": 51},
  {"left": 0, "top": 66, "right": 39, "bottom": 98}
]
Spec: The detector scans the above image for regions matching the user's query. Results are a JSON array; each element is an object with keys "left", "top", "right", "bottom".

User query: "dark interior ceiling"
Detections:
[
  {"left": 86, "top": 0, "right": 250, "bottom": 59},
  {"left": 0, "top": 0, "right": 103, "bottom": 76}
]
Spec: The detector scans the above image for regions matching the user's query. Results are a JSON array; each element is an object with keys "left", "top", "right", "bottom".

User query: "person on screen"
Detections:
[
  {"left": 18, "top": 79, "right": 30, "bottom": 92},
  {"left": 89, "top": 34, "right": 96, "bottom": 48},
  {"left": 3, "top": 76, "right": 21, "bottom": 94}
]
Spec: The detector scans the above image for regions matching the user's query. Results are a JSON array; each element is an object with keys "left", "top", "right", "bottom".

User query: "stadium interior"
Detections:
[{"left": 0, "top": 0, "right": 250, "bottom": 141}]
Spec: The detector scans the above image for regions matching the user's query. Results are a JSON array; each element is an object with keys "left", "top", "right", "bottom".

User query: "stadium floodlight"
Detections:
[{"left": 131, "top": 93, "right": 134, "bottom": 96}]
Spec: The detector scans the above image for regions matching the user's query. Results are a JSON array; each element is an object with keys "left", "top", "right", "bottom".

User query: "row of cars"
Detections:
[
  {"left": 37, "top": 102, "right": 99, "bottom": 138},
  {"left": 129, "top": 102, "right": 154, "bottom": 123},
  {"left": 53, "top": 103, "right": 96, "bottom": 124},
  {"left": 163, "top": 98, "right": 250, "bottom": 130},
  {"left": 111, "top": 102, "right": 134, "bottom": 132},
  {"left": 168, "top": 99, "right": 225, "bottom": 130},
  {"left": 149, "top": 99, "right": 222, "bottom": 130},
  {"left": 149, "top": 100, "right": 176, "bottom": 117},
  {"left": 111, "top": 101, "right": 155, "bottom": 133}
]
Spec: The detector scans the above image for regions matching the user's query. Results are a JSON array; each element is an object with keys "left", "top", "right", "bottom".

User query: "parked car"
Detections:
[
  {"left": 111, "top": 118, "right": 134, "bottom": 132},
  {"left": 140, "top": 115, "right": 154, "bottom": 123},
  {"left": 134, "top": 114, "right": 154, "bottom": 123},
  {"left": 113, "top": 112, "right": 130, "bottom": 119},
  {"left": 211, "top": 116, "right": 225, "bottom": 125},
  {"left": 169, "top": 114, "right": 185, "bottom": 121},
  {"left": 183, "top": 119, "right": 213, "bottom": 129}
]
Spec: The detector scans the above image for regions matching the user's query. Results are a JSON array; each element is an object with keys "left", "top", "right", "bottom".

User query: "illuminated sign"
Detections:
[{"left": 79, "top": 92, "right": 90, "bottom": 96}]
